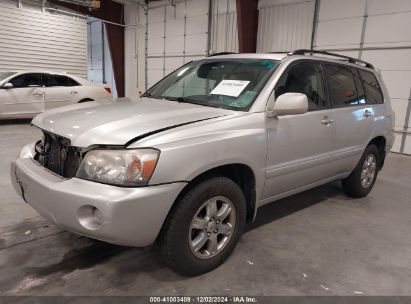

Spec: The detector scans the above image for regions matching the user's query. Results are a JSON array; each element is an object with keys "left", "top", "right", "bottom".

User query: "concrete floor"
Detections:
[{"left": 1, "top": 121, "right": 411, "bottom": 296}]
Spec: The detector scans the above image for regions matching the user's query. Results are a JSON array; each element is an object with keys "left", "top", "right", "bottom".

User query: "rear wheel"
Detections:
[
  {"left": 78, "top": 98, "right": 94, "bottom": 103},
  {"left": 342, "top": 144, "right": 379, "bottom": 198},
  {"left": 159, "top": 176, "right": 246, "bottom": 276}
]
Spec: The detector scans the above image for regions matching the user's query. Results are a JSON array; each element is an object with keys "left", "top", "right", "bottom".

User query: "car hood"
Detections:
[{"left": 32, "top": 97, "right": 233, "bottom": 147}]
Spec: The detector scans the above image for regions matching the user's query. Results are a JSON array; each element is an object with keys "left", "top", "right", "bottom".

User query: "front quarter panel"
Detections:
[{"left": 131, "top": 113, "right": 268, "bottom": 203}]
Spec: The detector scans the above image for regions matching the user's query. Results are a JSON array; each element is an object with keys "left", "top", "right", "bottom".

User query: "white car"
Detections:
[{"left": 0, "top": 71, "right": 112, "bottom": 119}]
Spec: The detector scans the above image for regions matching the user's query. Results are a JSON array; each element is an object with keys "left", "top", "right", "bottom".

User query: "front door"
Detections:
[
  {"left": 263, "top": 60, "right": 336, "bottom": 200},
  {"left": 0, "top": 73, "right": 45, "bottom": 117}
]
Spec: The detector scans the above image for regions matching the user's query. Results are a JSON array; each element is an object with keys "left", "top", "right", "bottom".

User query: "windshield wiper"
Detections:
[
  {"left": 165, "top": 96, "right": 233, "bottom": 110},
  {"left": 146, "top": 95, "right": 239, "bottom": 110},
  {"left": 144, "top": 94, "right": 199, "bottom": 104},
  {"left": 163, "top": 96, "right": 195, "bottom": 103}
]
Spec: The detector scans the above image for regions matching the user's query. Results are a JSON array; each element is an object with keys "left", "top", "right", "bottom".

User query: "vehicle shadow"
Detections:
[{"left": 246, "top": 180, "right": 344, "bottom": 233}]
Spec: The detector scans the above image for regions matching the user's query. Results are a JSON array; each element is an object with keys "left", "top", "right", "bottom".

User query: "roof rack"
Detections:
[
  {"left": 289, "top": 49, "right": 374, "bottom": 69},
  {"left": 208, "top": 52, "right": 237, "bottom": 57}
]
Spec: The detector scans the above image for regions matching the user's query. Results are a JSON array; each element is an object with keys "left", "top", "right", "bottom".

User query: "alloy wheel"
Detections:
[
  {"left": 361, "top": 154, "right": 377, "bottom": 188},
  {"left": 188, "top": 196, "right": 236, "bottom": 259}
]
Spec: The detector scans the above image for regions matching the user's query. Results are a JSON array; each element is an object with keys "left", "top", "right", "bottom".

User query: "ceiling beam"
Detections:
[{"left": 47, "top": 0, "right": 123, "bottom": 24}]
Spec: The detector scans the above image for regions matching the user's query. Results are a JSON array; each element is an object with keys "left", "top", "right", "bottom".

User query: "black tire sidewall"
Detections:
[
  {"left": 162, "top": 177, "right": 246, "bottom": 276},
  {"left": 342, "top": 144, "right": 380, "bottom": 197}
]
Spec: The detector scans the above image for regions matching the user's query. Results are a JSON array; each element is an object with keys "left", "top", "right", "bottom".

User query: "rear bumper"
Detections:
[{"left": 10, "top": 143, "right": 186, "bottom": 247}]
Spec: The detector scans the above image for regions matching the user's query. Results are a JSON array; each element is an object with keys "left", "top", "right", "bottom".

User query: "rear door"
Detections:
[
  {"left": 0, "top": 73, "right": 45, "bottom": 117},
  {"left": 357, "top": 68, "right": 387, "bottom": 129},
  {"left": 263, "top": 60, "right": 337, "bottom": 199},
  {"left": 44, "top": 74, "right": 80, "bottom": 110},
  {"left": 324, "top": 64, "right": 374, "bottom": 172}
]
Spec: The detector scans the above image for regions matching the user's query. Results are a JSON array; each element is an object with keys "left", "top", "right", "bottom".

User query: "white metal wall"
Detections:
[
  {"left": 257, "top": 0, "right": 315, "bottom": 52},
  {"left": 210, "top": 0, "right": 238, "bottom": 54},
  {"left": 145, "top": 0, "right": 210, "bottom": 89},
  {"left": 124, "top": 0, "right": 239, "bottom": 95},
  {"left": 314, "top": 0, "right": 411, "bottom": 155},
  {"left": 0, "top": 0, "right": 87, "bottom": 78}
]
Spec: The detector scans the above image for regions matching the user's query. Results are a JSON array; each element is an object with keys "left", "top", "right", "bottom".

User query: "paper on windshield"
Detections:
[{"left": 210, "top": 80, "right": 250, "bottom": 97}]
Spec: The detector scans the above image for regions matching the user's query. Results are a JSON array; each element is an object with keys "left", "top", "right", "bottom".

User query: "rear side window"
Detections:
[
  {"left": 275, "top": 61, "right": 326, "bottom": 111},
  {"left": 67, "top": 77, "right": 80, "bottom": 86},
  {"left": 9, "top": 73, "right": 42, "bottom": 88},
  {"left": 47, "top": 75, "right": 79, "bottom": 87},
  {"left": 358, "top": 70, "right": 384, "bottom": 104},
  {"left": 324, "top": 64, "right": 359, "bottom": 107}
]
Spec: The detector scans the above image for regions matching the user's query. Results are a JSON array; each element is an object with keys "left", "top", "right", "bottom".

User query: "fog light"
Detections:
[{"left": 77, "top": 205, "right": 104, "bottom": 230}]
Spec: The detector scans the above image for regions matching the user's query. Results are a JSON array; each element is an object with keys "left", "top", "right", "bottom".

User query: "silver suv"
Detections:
[{"left": 11, "top": 50, "right": 394, "bottom": 276}]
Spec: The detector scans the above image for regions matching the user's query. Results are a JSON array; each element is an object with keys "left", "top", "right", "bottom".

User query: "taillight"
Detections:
[{"left": 104, "top": 87, "right": 112, "bottom": 94}]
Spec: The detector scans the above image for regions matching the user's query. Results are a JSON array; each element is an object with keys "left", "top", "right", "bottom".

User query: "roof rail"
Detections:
[
  {"left": 289, "top": 49, "right": 374, "bottom": 69},
  {"left": 208, "top": 52, "right": 237, "bottom": 57}
]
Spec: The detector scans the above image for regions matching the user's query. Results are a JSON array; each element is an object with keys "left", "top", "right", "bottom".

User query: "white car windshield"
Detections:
[{"left": 144, "top": 59, "right": 280, "bottom": 111}]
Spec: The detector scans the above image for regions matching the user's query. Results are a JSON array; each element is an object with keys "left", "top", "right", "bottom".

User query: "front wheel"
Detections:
[
  {"left": 159, "top": 176, "right": 246, "bottom": 276},
  {"left": 342, "top": 144, "right": 380, "bottom": 198}
]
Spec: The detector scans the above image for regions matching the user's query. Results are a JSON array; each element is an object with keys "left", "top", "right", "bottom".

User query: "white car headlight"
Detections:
[{"left": 76, "top": 149, "right": 160, "bottom": 186}]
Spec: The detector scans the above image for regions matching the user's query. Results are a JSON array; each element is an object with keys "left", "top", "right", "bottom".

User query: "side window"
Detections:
[
  {"left": 9, "top": 73, "right": 42, "bottom": 88},
  {"left": 47, "top": 75, "right": 77, "bottom": 87},
  {"left": 275, "top": 61, "right": 326, "bottom": 111},
  {"left": 358, "top": 70, "right": 384, "bottom": 104},
  {"left": 324, "top": 64, "right": 358, "bottom": 107},
  {"left": 67, "top": 77, "right": 80, "bottom": 86}
]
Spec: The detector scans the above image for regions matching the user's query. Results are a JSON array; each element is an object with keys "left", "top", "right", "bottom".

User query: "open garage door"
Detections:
[
  {"left": 0, "top": 0, "right": 87, "bottom": 78},
  {"left": 146, "top": 0, "right": 210, "bottom": 90}
]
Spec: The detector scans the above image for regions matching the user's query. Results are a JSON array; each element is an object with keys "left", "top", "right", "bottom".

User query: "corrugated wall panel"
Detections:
[
  {"left": 0, "top": 0, "right": 87, "bottom": 78},
  {"left": 314, "top": 0, "right": 411, "bottom": 154},
  {"left": 210, "top": 0, "right": 238, "bottom": 53},
  {"left": 257, "top": 0, "right": 315, "bottom": 52}
]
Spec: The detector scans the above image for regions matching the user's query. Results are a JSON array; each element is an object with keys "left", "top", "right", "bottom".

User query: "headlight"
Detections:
[{"left": 76, "top": 149, "right": 160, "bottom": 186}]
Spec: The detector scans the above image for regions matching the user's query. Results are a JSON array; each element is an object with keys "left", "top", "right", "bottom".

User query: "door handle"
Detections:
[
  {"left": 320, "top": 118, "right": 334, "bottom": 126},
  {"left": 363, "top": 110, "right": 373, "bottom": 117},
  {"left": 70, "top": 91, "right": 78, "bottom": 95},
  {"left": 33, "top": 92, "right": 45, "bottom": 97}
]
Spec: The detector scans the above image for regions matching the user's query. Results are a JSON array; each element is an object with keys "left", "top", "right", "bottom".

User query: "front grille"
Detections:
[{"left": 34, "top": 131, "right": 82, "bottom": 178}]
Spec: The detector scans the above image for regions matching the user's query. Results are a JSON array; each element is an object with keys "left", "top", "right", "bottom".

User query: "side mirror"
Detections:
[
  {"left": 266, "top": 92, "right": 308, "bottom": 117},
  {"left": 2, "top": 82, "right": 13, "bottom": 89}
]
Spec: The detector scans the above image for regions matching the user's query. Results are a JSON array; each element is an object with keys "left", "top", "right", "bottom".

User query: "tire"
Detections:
[
  {"left": 342, "top": 144, "right": 380, "bottom": 198},
  {"left": 159, "top": 176, "right": 246, "bottom": 276}
]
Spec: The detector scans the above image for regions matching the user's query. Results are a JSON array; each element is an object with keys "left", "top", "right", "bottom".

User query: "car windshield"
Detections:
[
  {"left": 0, "top": 72, "right": 16, "bottom": 82},
  {"left": 145, "top": 58, "right": 280, "bottom": 111}
]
